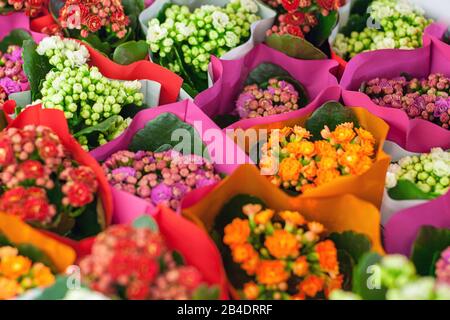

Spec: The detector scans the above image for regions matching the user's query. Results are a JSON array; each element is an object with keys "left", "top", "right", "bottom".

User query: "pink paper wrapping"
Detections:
[
  {"left": 424, "top": 22, "right": 448, "bottom": 40},
  {"left": 0, "top": 12, "right": 47, "bottom": 43},
  {"left": 384, "top": 192, "right": 450, "bottom": 256},
  {"left": 90, "top": 99, "right": 251, "bottom": 223},
  {"left": 194, "top": 43, "right": 339, "bottom": 130},
  {"left": 340, "top": 38, "right": 450, "bottom": 152}
]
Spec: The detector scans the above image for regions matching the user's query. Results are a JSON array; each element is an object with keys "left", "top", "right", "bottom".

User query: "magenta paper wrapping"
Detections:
[
  {"left": 194, "top": 43, "right": 339, "bottom": 130},
  {"left": 340, "top": 40, "right": 450, "bottom": 152},
  {"left": 423, "top": 22, "right": 447, "bottom": 40},
  {"left": 384, "top": 192, "right": 450, "bottom": 256},
  {"left": 0, "top": 12, "right": 46, "bottom": 43},
  {"left": 90, "top": 100, "right": 251, "bottom": 222}
]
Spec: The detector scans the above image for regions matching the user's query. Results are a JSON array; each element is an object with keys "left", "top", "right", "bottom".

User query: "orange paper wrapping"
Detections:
[
  {"left": 182, "top": 165, "right": 384, "bottom": 298},
  {"left": 237, "top": 107, "right": 391, "bottom": 208},
  {"left": 0, "top": 212, "right": 76, "bottom": 272}
]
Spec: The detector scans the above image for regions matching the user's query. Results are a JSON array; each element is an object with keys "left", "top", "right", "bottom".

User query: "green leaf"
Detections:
[
  {"left": 113, "top": 40, "right": 148, "bottom": 65},
  {"left": 181, "top": 82, "right": 200, "bottom": 98},
  {"left": 265, "top": 34, "right": 328, "bottom": 60},
  {"left": 17, "top": 244, "right": 58, "bottom": 273},
  {"left": 352, "top": 252, "right": 387, "bottom": 300},
  {"left": 411, "top": 226, "right": 450, "bottom": 276},
  {"left": 387, "top": 179, "right": 439, "bottom": 200},
  {"left": 22, "top": 40, "right": 52, "bottom": 101},
  {"left": 307, "top": 10, "right": 338, "bottom": 47},
  {"left": 0, "top": 231, "right": 12, "bottom": 247},
  {"left": 305, "top": 101, "right": 360, "bottom": 141},
  {"left": 36, "top": 276, "right": 70, "bottom": 300},
  {"left": 129, "top": 112, "right": 208, "bottom": 158},
  {"left": 172, "top": 251, "right": 185, "bottom": 266},
  {"left": 66, "top": 200, "right": 102, "bottom": 240},
  {"left": 132, "top": 215, "right": 159, "bottom": 232},
  {"left": 329, "top": 231, "right": 372, "bottom": 265},
  {"left": 350, "top": 0, "right": 374, "bottom": 15},
  {"left": 82, "top": 34, "right": 112, "bottom": 56},
  {"left": 73, "top": 115, "right": 119, "bottom": 138},
  {"left": 192, "top": 284, "right": 220, "bottom": 300},
  {"left": 244, "top": 63, "right": 309, "bottom": 107},
  {"left": 0, "top": 29, "right": 33, "bottom": 52},
  {"left": 336, "top": 249, "right": 354, "bottom": 291},
  {"left": 121, "top": 0, "right": 144, "bottom": 18}
]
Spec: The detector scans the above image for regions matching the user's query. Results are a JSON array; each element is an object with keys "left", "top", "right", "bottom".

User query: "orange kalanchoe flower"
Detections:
[
  {"left": 256, "top": 260, "right": 289, "bottom": 285},
  {"left": 292, "top": 256, "right": 309, "bottom": 277},
  {"left": 330, "top": 123, "right": 356, "bottom": 144},
  {"left": 298, "top": 275, "right": 325, "bottom": 298},
  {"left": 0, "top": 255, "right": 32, "bottom": 279},
  {"left": 315, "top": 240, "right": 339, "bottom": 274},
  {"left": 241, "top": 252, "right": 260, "bottom": 276},
  {"left": 278, "top": 157, "right": 302, "bottom": 182},
  {"left": 224, "top": 218, "right": 250, "bottom": 247},
  {"left": 279, "top": 210, "right": 306, "bottom": 226},
  {"left": 243, "top": 282, "right": 259, "bottom": 300},
  {"left": 265, "top": 229, "right": 300, "bottom": 259},
  {"left": 254, "top": 209, "right": 275, "bottom": 225},
  {"left": 232, "top": 243, "right": 258, "bottom": 264},
  {"left": 0, "top": 277, "right": 22, "bottom": 300}
]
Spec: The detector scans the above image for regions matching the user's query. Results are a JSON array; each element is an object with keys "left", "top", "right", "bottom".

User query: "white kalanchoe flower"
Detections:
[
  {"left": 224, "top": 31, "right": 240, "bottom": 48},
  {"left": 386, "top": 278, "right": 435, "bottom": 300},
  {"left": 176, "top": 22, "right": 195, "bottom": 38},
  {"left": 36, "top": 36, "right": 59, "bottom": 55},
  {"left": 211, "top": 11, "right": 230, "bottom": 30},
  {"left": 385, "top": 171, "right": 397, "bottom": 189},
  {"left": 239, "top": 0, "right": 259, "bottom": 13},
  {"left": 432, "top": 159, "right": 450, "bottom": 178},
  {"left": 146, "top": 24, "right": 168, "bottom": 44},
  {"left": 123, "top": 80, "right": 142, "bottom": 91},
  {"left": 398, "top": 156, "right": 413, "bottom": 167}
]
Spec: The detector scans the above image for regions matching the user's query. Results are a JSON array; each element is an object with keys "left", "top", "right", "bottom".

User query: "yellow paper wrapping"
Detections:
[
  {"left": 234, "top": 107, "right": 391, "bottom": 208},
  {"left": 183, "top": 164, "right": 384, "bottom": 255},
  {"left": 0, "top": 212, "right": 76, "bottom": 272}
]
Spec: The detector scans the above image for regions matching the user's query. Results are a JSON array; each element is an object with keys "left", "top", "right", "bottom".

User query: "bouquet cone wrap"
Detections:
[
  {"left": 340, "top": 40, "right": 450, "bottom": 152},
  {"left": 6, "top": 105, "right": 114, "bottom": 254},
  {"left": 194, "top": 43, "right": 339, "bottom": 129},
  {"left": 224, "top": 86, "right": 390, "bottom": 208},
  {"left": 0, "top": 212, "right": 76, "bottom": 273},
  {"left": 0, "top": 12, "right": 47, "bottom": 43},
  {"left": 139, "top": 0, "right": 276, "bottom": 61},
  {"left": 90, "top": 99, "right": 251, "bottom": 221},
  {"left": 78, "top": 205, "right": 230, "bottom": 299}
]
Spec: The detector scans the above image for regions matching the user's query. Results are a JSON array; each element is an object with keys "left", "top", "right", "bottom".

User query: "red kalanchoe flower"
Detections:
[
  {"left": 281, "top": 0, "right": 300, "bottom": 12},
  {"left": 86, "top": 14, "right": 102, "bottom": 32},
  {"left": 178, "top": 266, "right": 203, "bottom": 290},
  {"left": 65, "top": 182, "right": 94, "bottom": 207},
  {"left": 287, "top": 25, "right": 304, "bottom": 38},
  {"left": 23, "top": 197, "right": 52, "bottom": 222},
  {"left": 316, "top": 0, "right": 339, "bottom": 11},
  {"left": 19, "top": 160, "right": 45, "bottom": 180},
  {"left": 284, "top": 11, "right": 306, "bottom": 26},
  {"left": 0, "top": 137, "right": 13, "bottom": 166},
  {"left": 126, "top": 280, "right": 150, "bottom": 300}
]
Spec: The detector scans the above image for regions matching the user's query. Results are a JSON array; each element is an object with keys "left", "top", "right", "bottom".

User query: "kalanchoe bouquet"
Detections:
[
  {"left": 223, "top": 203, "right": 342, "bottom": 300},
  {"left": 236, "top": 78, "right": 301, "bottom": 119},
  {"left": 0, "top": 0, "right": 44, "bottom": 16},
  {"left": 146, "top": 0, "right": 261, "bottom": 95},
  {"left": 79, "top": 217, "right": 219, "bottom": 300},
  {"left": 0, "top": 45, "right": 29, "bottom": 106},
  {"left": 0, "top": 242, "right": 55, "bottom": 300},
  {"left": 259, "top": 122, "right": 376, "bottom": 193},
  {"left": 385, "top": 148, "right": 450, "bottom": 200},
  {"left": 0, "top": 125, "right": 101, "bottom": 237},
  {"left": 333, "top": 0, "right": 431, "bottom": 60},
  {"left": 331, "top": 254, "right": 450, "bottom": 300},
  {"left": 362, "top": 74, "right": 450, "bottom": 129},
  {"left": 103, "top": 150, "right": 221, "bottom": 210},
  {"left": 23, "top": 36, "right": 144, "bottom": 150}
]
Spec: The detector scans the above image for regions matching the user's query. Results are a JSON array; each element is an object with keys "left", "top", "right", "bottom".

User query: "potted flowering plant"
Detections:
[
  {"left": 140, "top": 0, "right": 276, "bottom": 96},
  {"left": 4, "top": 36, "right": 182, "bottom": 150},
  {"left": 0, "top": 105, "right": 113, "bottom": 240},
  {"left": 36, "top": 0, "right": 149, "bottom": 64},
  {"left": 0, "top": 212, "right": 76, "bottom": 299}
]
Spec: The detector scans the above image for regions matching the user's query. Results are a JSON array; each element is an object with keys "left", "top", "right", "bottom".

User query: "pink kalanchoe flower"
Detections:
[{"left": 436, "top": 247, "right": 450, "bottom": 285}]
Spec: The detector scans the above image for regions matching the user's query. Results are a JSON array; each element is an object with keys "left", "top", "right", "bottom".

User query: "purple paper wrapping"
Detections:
[
  {"left": 384, "top": 192, "right": 450, "bottom": 256},
  {"left": 90, "top": 100, "right": 251, "bottom": 223},
  {"left": 0, "top": 12, "right": 46, "bottom": 43},
  {"left": 340, "top": 38, "right": 450, "bottom": 152},
  {"left": 194, "top": 43, "right": 339, "bottom": 130}
]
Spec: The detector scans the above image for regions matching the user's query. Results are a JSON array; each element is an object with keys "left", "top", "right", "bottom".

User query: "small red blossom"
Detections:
[
  {"left": 66, "top": 182, "right": 94, "bottom": 207},
  {"left": 281, "top": 0, "right": 300, "bottom": 12},
  {"left": 19, "top": 160, "right": 45, "bottom": 180}
]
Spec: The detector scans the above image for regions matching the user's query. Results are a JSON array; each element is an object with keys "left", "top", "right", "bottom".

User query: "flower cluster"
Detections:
[
  {"left": 0, "top": 244, "right": 55, "bottom": 300},
  {"left": 333, "top": 0, "right": 431, "bottom": 60},
  {"left": 0, "top": 125, "right": 99, "bottom": 228},
  {"left": 0, "top": 0, "right": 44, "bottom": 17},
  {"left": 79, "top": 223, "right": 207, "bottom": 300},
  {"left": 363, "top": 74, "right": 450, "bottom": 129},
  {"left": 436, "top": 247, "right": 450, "bottom": 286},
  {"left": 236, "top": 78, "right": 301, "bottom": 119},
  {"left": 265, "top": 0, "right": 346, "bottom": 39},
  {"left": 224, "top": 204, "right": 342, "bottom": 300},
  {"left": 385, "top": 148, "right": 450, "bottom": 197},
  {"left": 259, "top": 123, "right": 376, "bottom": 193},
  {"left": 103, "top": 150, "right": 221, "bottom": 211},
  {"left": 58, "top": 0, "right": 130, "bottom": 39},
  {"left": 0, "top": 45, "right": 29, "bottom": 106},
  {"left": 331, "top": 254, "right": 450, "bottom": 300},
  {"left": 34, "top": 36, "right": 143, "bottom": 150},
  {"left": 146, "top": 0, "right": 261, "bottom": 74}
]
